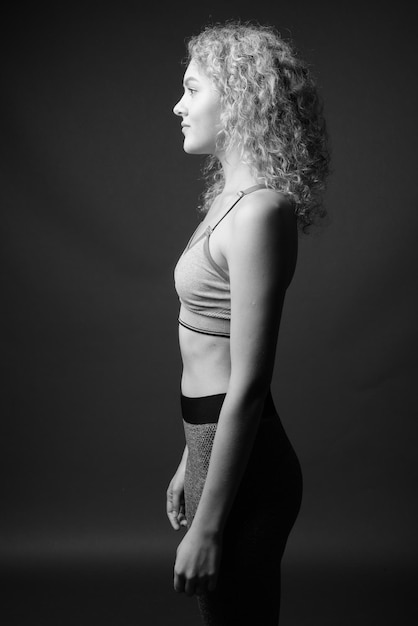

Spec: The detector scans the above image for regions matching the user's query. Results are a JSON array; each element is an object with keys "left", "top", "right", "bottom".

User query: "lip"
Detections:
[{"left": 181, "top": 123, "right": 190, "bottom": 128}]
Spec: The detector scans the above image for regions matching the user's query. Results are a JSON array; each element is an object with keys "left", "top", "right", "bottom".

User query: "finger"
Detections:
[
  {"left": 171, "top": 489, "right": 181, "bottom": 516},
  {"left": 207, "top": 574, "right": 217, "bottom": 592},
  {"left": 174, "top": 571, "right": 185, "bottom": 593},
  {"left": 168, "top": 512, "right": 180, "bottom": 531},
  {"left": 168, "top": 507, "right": 180, "bottom": 530},
  {"left": 195, "top": 575, "right": 209, "bottom": 596},
  {"left": 178, "top": 505, "right": 188, "bottom": 528},
  {"left": 166, "top": 485, "right": 173, "bottom": 516},
  {"left": 166, "top": 488, "right": 180, "bottom": 530},
  {"left": 185, "top": 577, "right": 197, "bottom": 597}
]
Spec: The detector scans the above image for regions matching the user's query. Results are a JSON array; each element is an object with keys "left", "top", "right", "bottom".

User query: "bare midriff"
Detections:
[{"left": 179, "top": 324, "right": 231, "bottom": 397}]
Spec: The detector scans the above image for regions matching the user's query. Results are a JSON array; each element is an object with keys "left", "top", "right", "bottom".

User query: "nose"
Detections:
[{"left": 173, "top": 94, "right": 186, "bottom": 117}]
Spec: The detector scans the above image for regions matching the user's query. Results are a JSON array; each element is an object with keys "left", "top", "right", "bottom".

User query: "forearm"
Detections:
[
  {"left": 190, "top": 386, "right": 267, "bottom": 535},
  {"left": 178, "top": 444, "right": 189, "bottom": 469}
]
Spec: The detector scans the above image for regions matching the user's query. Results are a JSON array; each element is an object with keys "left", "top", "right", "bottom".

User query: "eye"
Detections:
[{"left": 187, "top": 88, "right": 197, "bottom": 96}]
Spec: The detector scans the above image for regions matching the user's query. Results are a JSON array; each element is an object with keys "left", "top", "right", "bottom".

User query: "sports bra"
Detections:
[{"left": 174, "top": 184, "right": 267, "bottom": 337}]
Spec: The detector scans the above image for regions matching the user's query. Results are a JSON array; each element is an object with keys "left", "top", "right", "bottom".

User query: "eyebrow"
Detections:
[{"left": 183, "top": 76, "right": 200, "bottom": 86}]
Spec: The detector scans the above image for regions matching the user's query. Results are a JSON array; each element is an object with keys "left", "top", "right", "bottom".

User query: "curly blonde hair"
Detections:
[{"left": 187, "top": 21, "right": 330, "bottom": 232}]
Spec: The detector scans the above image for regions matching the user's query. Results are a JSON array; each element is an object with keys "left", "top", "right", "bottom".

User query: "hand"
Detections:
[
  {"left": 166, "top": 463, "right": 188, "bottom": 531},
  {"left": 174, "top": 527, "right": 222, "bottom": 596}
]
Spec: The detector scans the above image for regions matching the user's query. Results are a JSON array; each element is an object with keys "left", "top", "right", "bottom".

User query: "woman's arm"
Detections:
[
  {"left": 174, "top": 191, "right": 297, "bottom": 594},
  {"left": 192, "top": 191, "right": 296, "bottom": 532},
  {"left": 167, "top": 444, "right": 189, "bottom": 530}
]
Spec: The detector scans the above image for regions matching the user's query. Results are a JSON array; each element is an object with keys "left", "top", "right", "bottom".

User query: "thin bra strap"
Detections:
[{"left": 211, "top": 183, "right": 267, "bottom": 232}]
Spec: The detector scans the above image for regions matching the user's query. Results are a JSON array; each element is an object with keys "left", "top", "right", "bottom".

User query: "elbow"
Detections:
[{"left": 227, "top": 372, "right": 272, "bottom": 407}]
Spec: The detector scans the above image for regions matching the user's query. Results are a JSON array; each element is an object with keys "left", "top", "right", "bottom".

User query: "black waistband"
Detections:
[
  {"left": 181, "top": 393, "right": 226, "bottom": 424},
  {"left": 181, "top": 390, "right": 277, "bottom": 425}
]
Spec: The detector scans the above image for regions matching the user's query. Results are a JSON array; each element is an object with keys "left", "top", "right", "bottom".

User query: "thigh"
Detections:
[
  {"left": 181, "top": 393, "right": 303, "bottom": 625},
  {"left": 197, "top": 437, "right": 303, "bottom": 626}
]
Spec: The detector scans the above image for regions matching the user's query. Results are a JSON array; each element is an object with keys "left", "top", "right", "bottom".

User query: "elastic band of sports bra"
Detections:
[{"left": 178, "top": 305, "right": 230, "bottom": 337}]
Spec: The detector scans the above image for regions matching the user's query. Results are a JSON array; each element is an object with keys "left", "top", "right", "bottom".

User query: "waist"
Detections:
[
  {"left": 179, "top": 323, "right": 231, "bottom": 397},
  {"left": 181, "top": 389, "right": 278, "bottom": 425}
]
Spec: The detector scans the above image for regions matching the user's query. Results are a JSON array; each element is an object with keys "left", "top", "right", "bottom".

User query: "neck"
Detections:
[{"left": 217, "top": 148, "right": 259, "bottom": 194}]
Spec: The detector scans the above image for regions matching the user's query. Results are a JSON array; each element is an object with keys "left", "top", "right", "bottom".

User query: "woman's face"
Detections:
[{"left": 173, "top": 60, "right": 222, "bottom": 155}]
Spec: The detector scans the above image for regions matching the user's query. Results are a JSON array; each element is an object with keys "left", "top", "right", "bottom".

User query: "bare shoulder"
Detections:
[{"left": 232, "top": 189, "right": 296, "bottom": 233}]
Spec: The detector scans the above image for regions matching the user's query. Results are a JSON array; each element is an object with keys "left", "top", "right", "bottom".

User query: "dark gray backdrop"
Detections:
[{"left": 1, "top": 1, "right": 417, "bottom": 624}]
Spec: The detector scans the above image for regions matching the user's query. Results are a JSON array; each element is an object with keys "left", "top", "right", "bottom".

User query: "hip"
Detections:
[
  {"left": 181, "top": 389, "right": 303, "bottom": 530},
  {"left": 181, "top": 390, "right": 300, "bottom": 494}
]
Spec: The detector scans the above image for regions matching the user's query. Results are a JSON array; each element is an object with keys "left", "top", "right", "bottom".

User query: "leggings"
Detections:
[{"left": 181, "top": 390, "right": 303, "bottom": 626}]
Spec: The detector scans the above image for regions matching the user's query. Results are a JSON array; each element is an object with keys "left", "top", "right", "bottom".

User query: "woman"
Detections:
[{"left": 166, "top": 21, "right": 329, "bottom": 625}]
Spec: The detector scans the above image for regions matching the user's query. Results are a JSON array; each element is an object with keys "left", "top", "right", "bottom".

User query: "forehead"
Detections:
[{"left": 183, "top": 59, "right": 211, "bottom": 83}]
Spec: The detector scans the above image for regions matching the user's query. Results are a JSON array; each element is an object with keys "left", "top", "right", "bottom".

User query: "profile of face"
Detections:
[{"left": 173, "top": 60, "right": 222, "bottom": 156}]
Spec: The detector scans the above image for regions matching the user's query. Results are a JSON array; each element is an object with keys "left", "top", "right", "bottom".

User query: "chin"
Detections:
[
  {"left": 184, "top": 147, "right": 204, "bottom": 155},
  {"left": 183, "top": 141, "right": 213, "bottom": 156},
  {"left": 183, "top": 139, "right": 199, "bottom": 153}
]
